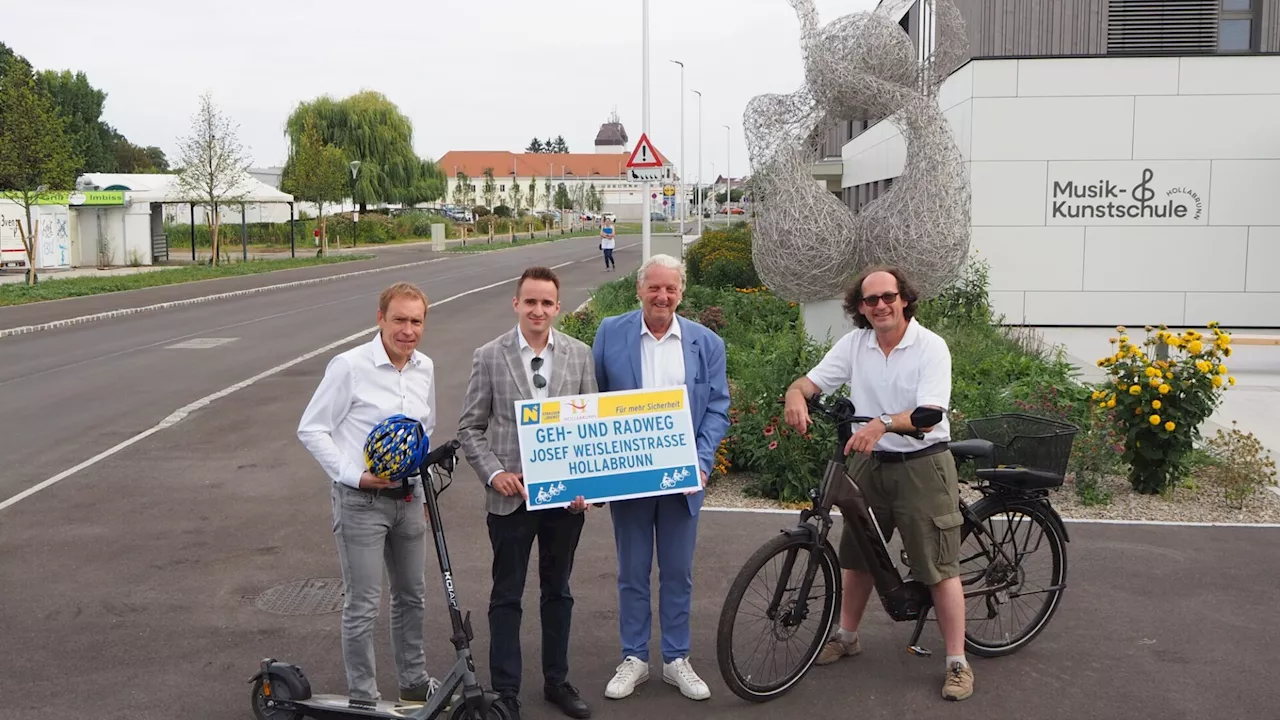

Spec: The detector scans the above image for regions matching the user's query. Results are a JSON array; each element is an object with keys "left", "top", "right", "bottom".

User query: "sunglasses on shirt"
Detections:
[{"left": 531, "top": 356, "right": 547, "bottom": 389}]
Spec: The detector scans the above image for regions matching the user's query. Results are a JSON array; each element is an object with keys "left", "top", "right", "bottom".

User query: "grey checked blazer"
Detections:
[{"left": 457, "top": 326, "right": 597, "bottom": 516}]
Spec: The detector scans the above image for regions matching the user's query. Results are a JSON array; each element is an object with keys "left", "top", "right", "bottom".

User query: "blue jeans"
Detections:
[{"left": 602, "top": 248, "right": 615, "bottom": 268}]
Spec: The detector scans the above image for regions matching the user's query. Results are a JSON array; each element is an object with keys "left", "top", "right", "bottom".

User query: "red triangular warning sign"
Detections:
[{"left": 626, "top": 133, "right": 666, "bottom": 168}]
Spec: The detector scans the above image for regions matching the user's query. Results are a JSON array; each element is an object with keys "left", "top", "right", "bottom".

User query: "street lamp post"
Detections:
[
  {"left": 349, "top": 160, "right": 361, "bottom": 247},
  {"left": 692, "top": 89, "right": 702, "bottom": 237},
  {"left": 722, "top": 125, "right": 731, "bottom": 225},
  {"left": 670, "top": 59, "right": 684, "bottom": 237},
  {"left": 641, "top": 0, "right": 652, "bottom": 262}
]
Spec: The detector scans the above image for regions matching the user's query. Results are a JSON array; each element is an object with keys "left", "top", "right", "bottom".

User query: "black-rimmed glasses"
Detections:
[
  {"left": 531, "top": 356, "right": 547, "bottom": 389},
  {"left": 861, "top": 292, "right": 900, "bottom": 307}
]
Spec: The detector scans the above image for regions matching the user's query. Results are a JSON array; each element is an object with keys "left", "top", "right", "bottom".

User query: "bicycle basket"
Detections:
[{"left": 962, "top": 413, "right": 1078, "bottom": 478}]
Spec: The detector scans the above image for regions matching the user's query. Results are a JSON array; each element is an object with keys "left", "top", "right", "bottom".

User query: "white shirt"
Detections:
[
  {"left": 640, "top": 314, "right": 686, "bottom": 389},
  {"left": 600, "top": 227, "right": 616, "bottom": 249},
  {"left": 297, "top": 332, "right": 436, "bottom": 488},
  {"left": 486, "top": 327, "right": 554, "bottom": 485},
  {"left": 805, "top": 318, "right": 951, "bottom": 452},
  {"left": 518, "top": 326, "right": 553, "bottom": 400}
]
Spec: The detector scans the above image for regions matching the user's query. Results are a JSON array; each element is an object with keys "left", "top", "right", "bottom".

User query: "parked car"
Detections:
[{"left": 602, "top": 212, "right": 617, "bottom": 222}]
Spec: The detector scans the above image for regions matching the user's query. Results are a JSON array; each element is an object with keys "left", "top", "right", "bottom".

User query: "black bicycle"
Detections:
[{"left": 715, "top": 393, "right": 1077, "bottom": 703}]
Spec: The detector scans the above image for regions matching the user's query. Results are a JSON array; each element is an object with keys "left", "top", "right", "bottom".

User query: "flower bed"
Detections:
[{"left": 560, "top": 225, "right": 1278, "bottom": 521}]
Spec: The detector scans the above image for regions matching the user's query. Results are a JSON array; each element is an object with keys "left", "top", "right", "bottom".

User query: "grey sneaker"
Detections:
[
  {"left": 814, "top": 633, "right": 862, "bottom": 665},
  {"left": 942, "top": 661, "right": 974, "bottom": 701},
  {"left": 399, "top": 675, "right": 442, "bottom": 703}
]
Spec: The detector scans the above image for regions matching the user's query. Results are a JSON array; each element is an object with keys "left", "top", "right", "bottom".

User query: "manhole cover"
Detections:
[{"left": 255, "top": 578, "right": 345, "bottom": 615}]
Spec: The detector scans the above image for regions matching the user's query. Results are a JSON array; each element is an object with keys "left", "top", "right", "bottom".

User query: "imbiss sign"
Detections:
[{"left": 1045, "top": 161, "right": 1208, "bottom": 226}]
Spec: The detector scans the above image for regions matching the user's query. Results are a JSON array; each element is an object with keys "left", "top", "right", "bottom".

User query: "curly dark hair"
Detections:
[{"left": 842, "top": 265, "right": 920, "bottom": 329}]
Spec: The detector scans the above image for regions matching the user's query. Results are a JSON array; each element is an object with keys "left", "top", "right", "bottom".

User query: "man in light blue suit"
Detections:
[{"left": 591, "top": 253, "right": 731, "bottom": 703}]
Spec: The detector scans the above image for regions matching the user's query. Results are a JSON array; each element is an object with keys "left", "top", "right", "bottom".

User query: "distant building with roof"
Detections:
[{"left": 437, "top": 117, "right": 684, "bottom": 221}]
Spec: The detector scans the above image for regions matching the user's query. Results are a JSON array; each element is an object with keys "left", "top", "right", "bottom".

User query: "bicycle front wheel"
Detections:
[{"left": 716, "top": 530, "right": 840, "bottom": 702}]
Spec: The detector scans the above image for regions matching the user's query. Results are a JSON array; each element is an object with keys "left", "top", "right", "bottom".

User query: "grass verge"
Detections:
[{"left": 0, "top": 255, "right": 369, "bottom": 307}]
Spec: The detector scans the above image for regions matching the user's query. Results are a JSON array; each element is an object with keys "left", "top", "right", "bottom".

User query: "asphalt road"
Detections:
[{"left": 0, "top": 232, "right": 1274, "bottom": 720}]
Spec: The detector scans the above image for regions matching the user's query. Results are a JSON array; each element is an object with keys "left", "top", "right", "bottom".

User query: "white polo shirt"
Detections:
[{"left": 805, "top": 318, "right": 951, "bottom": 453}]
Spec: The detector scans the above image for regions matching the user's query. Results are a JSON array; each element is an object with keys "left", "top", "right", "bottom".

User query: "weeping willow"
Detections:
[{"left": 284, "top": 91, "right": 444, "bottom": 209}]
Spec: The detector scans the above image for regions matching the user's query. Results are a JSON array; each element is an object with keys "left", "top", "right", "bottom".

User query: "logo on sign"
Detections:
[
  {"left": 1050, "top": 167, "right": 1203, "bottom": 222},
  {"left": 521, "top": 405, "right": 541, "bottom": 425}
]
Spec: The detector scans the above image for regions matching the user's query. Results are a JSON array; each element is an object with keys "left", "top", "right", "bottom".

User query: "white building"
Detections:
[{"left": 811, "top": 0, "right": 1280, "bottom": 329}]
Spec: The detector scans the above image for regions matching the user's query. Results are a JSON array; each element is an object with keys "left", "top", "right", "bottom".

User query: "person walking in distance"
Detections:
[
  {"left": 296, "top": 281, "right": 441, "bottom": 704},
  {"left": 590, "top": 254, "right": 731, "bottom": 702},
  {"left": 782, "top": 265, "right": 973, "bottom": 702},
  {"left": 457, "top": 266, "right": 595, "bottom": 720},
  {"left": 599, "top": 219, "right": 616, "bottom": 271}
]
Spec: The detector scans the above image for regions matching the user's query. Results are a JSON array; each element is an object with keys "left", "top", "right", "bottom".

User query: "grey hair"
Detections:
[{"left": 637, "top": 253, "right": 686, "bottom": 290}]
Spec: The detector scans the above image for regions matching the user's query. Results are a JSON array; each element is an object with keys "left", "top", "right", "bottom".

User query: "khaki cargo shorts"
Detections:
[{"left": 829, "top": 446, "right": 962, "bottom": 586}]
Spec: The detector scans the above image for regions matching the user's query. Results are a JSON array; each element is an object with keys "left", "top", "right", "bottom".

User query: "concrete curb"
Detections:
[{"left": 0, "top": 257, "right": 448, "bottom": 339}]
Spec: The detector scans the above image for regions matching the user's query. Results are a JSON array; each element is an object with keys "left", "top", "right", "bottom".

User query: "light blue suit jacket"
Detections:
[{"left": 592, "top": 309, "right": 731, "bottom": 514}]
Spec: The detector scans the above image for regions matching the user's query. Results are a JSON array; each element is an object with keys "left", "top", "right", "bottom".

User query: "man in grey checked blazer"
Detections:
[{"left": 457, "top": 266, "right": 595, "bottom": 720}]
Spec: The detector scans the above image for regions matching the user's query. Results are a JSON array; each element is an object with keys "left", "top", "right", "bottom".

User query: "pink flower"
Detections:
[
  {"left": 763, "top": 425, "right": 775, "bottom": 437},
  {"left": 768, "top": 441, "right": 778, "bottom": 450}
]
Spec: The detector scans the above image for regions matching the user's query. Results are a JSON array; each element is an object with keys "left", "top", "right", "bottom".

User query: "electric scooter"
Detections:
[{"left": 248, "top": 439, "right": 510, "bottom": 720}]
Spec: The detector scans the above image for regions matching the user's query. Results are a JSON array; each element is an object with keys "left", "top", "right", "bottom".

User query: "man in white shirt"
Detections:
[
  {"left": 456, "top": 266, "right": 595, "bottom": 720},
  {"left": 591, "top": 254, "right": 731, "bottom": 703},
  {"left": 297, "top": 281, "right": 439, "bottom": 704},
  {"left": 783, "top": 265, "right": 974, "bottom": 702}
]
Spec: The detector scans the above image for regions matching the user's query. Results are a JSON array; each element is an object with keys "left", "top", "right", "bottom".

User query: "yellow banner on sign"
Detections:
[{"left": 598, "top": 389, "right": 685, "bottom": 417}]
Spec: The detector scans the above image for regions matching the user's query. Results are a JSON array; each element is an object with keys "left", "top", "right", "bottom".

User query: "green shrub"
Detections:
[{"left": 686, "top": 224, "right": 759, "bottom": 289}]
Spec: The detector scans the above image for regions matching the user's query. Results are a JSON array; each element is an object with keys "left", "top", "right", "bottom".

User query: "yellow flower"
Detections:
[
  {"left": 1164, "top": 421, "right": 1176, "bottom": 431},
  {"left": 1091, "top": 390, "right": 1103, "bottom": 401},
  {"left": 1195, "top": 360, "right": 1211, "bottom": 373},
  {"left": 1144, "top": 366, "right": 1159, "bottom": 378},
  {"left": 1107, "top": 397, "right": 1116, "bottom": 408},
  {"left": 1129, "top": 385, "right": 1142, "bottom": 396},
  {"left": 1149, "top": 414, "right": 1161, "bottom": 425},
  {"left": 1189, "top": 340, "right": 1204, "bottom": 354},
  {"left": 1212, "top": 375, "right": 1224, "bottom": 388},
  {"left": 1120, "top": 335, "right": 1129, "bottom": 344},
  {"left": 1224, "top": 346, "right": 1233, "bottom": 357},
  {"left": 1229, "top": 376, "right": 1236, "bottom": 386},
  {"left": 1159, "top": 384, "right": 1171, "bottom": 394},
  {"left": 1165, "top": 371, "right": 1174, "bottom": 379},
  {"left": 1218, "top": 364, "right": 1227, "bottom": 375},
  {"left": 1151, "top": 400, "right": 1162, "bottom": 410}
]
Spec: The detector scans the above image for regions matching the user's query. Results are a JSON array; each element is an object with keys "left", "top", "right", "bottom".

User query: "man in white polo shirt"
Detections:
[{"left": 782, "top": 265, "right": 972, "bottom": 702}]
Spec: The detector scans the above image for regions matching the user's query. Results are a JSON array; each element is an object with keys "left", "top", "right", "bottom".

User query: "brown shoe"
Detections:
[
  {"left": 814, "top": 633, "right": 861, "bottom": 665},
  {"left": 941, "top": 661, "right": 974, "bottom": 701}
]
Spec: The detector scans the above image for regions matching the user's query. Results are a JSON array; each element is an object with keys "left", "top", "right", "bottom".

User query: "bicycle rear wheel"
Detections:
[
  {"left": 716, "top": 531, "right": 840, "bottom": 702},
  {"left": 958, "top": 497, "right": 1067, "bottom": 657}
]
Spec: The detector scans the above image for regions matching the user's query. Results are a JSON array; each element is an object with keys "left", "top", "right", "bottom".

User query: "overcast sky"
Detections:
[{"left": 4, "top": 0, "right": 880, "bottom": 183}]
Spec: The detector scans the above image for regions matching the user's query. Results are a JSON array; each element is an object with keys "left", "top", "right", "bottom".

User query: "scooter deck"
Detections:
[{"left": 297, "top": 692, "right": 429, "bottom": 717}]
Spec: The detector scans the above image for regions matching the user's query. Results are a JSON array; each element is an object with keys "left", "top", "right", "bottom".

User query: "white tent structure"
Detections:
[{"left": 74, "top": 172, "right": 297, "bottom": 265}]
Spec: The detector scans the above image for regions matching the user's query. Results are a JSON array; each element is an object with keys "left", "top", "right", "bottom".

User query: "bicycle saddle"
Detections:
[{"left": 948, "top": 439, "right": 993, "bottom": 461}]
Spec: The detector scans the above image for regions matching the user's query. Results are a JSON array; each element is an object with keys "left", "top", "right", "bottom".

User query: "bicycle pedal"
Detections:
[{"left": 907, "top": 646, "right": 933, "bottom": 658}]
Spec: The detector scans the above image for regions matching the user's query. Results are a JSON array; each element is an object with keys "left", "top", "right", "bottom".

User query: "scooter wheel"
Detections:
[
  {"left": 250, "top": 676, "right": 304, "bottom": 720},
  {"left": 447, "top": 691, "right": 510, "bottom": 720}
]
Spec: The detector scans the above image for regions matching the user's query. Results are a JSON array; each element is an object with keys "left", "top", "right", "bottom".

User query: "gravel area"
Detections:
[{"left": 704, "top": 471, "right": 1280, "bottom": 524}]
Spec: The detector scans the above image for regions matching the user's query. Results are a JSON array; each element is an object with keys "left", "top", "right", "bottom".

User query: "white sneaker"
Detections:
[
  {"left": 605, "top": 656, "right": 650, "bottom": 699},
  {"left": 663, "top": 657, "right": 710, "bottom": 700}
]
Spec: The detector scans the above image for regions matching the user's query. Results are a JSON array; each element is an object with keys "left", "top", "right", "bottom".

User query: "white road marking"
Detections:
[
  {"left": 165, "top": 338, "right": 238, "bottom": 349},
  {"left": 699, "top": 505, "right": 1280, "bottom": 528},
  {"left": 0, "top": 257, "right": 449, "bottom": 338},
  {"left": 0, "top": 259, "right": 581, "bottom": 513}
]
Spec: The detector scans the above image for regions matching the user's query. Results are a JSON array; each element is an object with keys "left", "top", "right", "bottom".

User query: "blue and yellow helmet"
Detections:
[{"left": 363, "top": 414, "right": 429, "bottom": 482}]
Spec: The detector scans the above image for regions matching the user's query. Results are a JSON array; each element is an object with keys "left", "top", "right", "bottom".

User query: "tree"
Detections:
[
  {"left": 544, "top": 178, "right": 552, "bottom": 209},
  {"left": 451, "top": 171, "right": 469, "bottom": 207},
  {"left": 554, "top": 183, "right": 572, "bottom": 210},
  {"left": 0, "top": 54, "right": 78, "bottom": 284},
  {"left": 586, "top": 183, "right": 603, "bottom": 213},
  {"left": 36, "top": 69, "right": 117, "bottom": 174},
  {"left": 526, "top": 138, "right": 545, "bottom": 153},
  {"left": 526, "top": 178, "right": 538, "bottom": 210},
  {"left": 716, "top": 188, "right": 745, "bottom": 204},
  {"left": 284, "top": 91, "right": 440, "bottom": 211},
  {"left": 481, "top": 167, "right": 497, "bottom": 209},
  {"left": 510, "top": 181, "right": 523, "bottom": 213},
  {"left": 552, "top": 135, "right": 569, "bottom": 153},
  {"left": 114, "top": 136, "right": 169, "bottom": 173},
  {"left": 281, "top": 118, "right": 347, "bottom": 256},
  {"left": 174, "top": 93, "right": 251, "bottom": 266}
]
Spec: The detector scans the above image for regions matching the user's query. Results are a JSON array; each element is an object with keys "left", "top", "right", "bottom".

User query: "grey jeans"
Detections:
[{"left": 331, "top": 481, "right": 430, "bottom": 700}]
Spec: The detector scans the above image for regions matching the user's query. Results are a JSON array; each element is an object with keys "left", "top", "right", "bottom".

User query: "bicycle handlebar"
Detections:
[
  {"left": 777, "top": 394, "right": 941, "bottom": 441},
  {"left": 422, "top": 439, "right": 461, "bottom": 473}
]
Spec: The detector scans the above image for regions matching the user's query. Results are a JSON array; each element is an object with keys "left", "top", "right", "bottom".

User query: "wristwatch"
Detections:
[{"left": 878, "top": 413, "right": 894, "bottom": 431}]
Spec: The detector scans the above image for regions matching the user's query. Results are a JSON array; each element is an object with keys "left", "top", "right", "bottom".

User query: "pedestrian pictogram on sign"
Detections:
[{"left": 626, "top": 133, "right": 666, "bottom": 168}]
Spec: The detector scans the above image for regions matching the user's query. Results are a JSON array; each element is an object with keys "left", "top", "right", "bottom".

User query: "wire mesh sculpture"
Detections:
[{"left": 745, "top": 0, "right": 972, "bottom": 302}]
